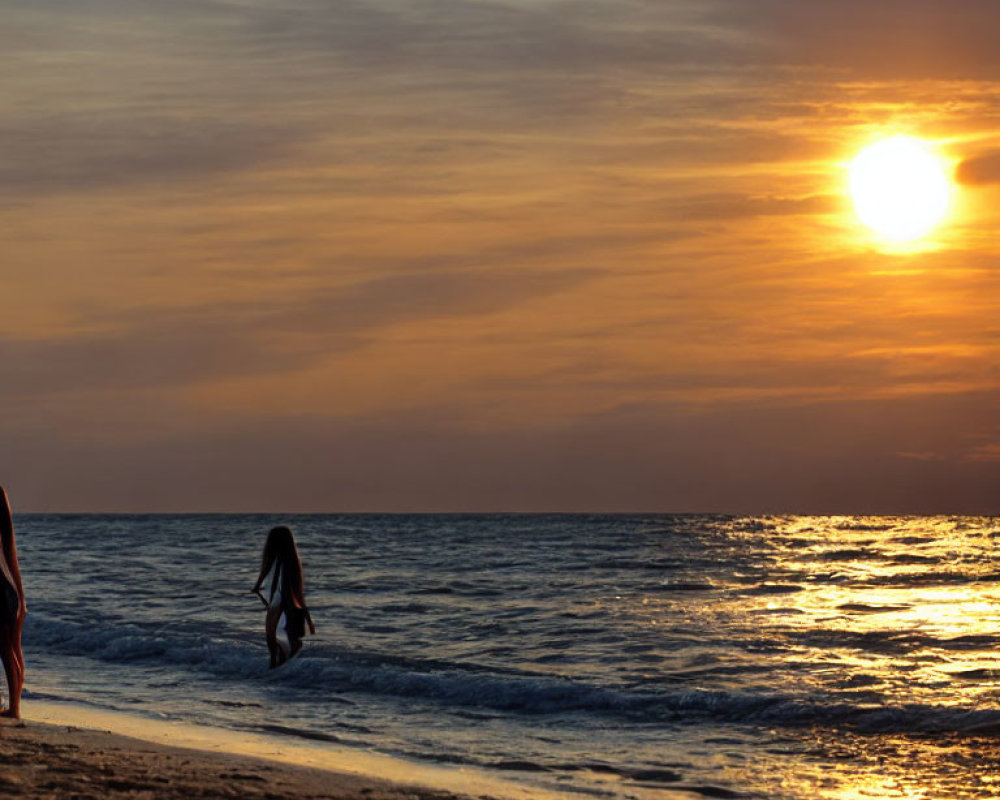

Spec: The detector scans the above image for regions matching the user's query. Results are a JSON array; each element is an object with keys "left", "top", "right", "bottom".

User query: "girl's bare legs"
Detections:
[
  {"left": 265, "top": 606, "right": 287, "bottom": 669},
  {"left": 0, "top": 616, "right": 24, "bottom": 718}
]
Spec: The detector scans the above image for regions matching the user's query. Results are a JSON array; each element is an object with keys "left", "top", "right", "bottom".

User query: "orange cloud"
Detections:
[
  {"left": 967, "top": 444, "right": 1000, "bottom": 462},
  {"left": 956, "top": 152, "right": 1000, "bottom": 185}
]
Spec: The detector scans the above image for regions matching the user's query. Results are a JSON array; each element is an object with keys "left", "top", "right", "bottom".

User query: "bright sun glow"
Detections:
[{"left": 848, "top": 135, "right": 951, "bottom": 243}]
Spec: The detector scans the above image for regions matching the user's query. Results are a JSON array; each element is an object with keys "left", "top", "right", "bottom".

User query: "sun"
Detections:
[{"left": 848, "top": 136, "right": 952, "bottom": 244}]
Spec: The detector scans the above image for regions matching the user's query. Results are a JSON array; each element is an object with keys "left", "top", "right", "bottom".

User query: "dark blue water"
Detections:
[{"left": 13, "top": 514, "right": 1000, "bottom": 798}]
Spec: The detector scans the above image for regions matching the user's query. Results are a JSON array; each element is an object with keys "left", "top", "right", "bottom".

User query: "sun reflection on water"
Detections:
[{"left": 612, "top": 514, "right": 1000, "bottom": 797}]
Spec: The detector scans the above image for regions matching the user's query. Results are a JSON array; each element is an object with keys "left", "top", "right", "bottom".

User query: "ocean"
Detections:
[{"left": 11, "top": 513, "right": 1000, "bottom": 799}]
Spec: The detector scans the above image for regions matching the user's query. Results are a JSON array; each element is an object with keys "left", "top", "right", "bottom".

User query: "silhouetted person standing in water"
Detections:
[
  {"left": 0, "top": 487, "right": 25, "bottom": 718},
  {"left": 251, "top": 526, "right": 315, "bottom": 668}
]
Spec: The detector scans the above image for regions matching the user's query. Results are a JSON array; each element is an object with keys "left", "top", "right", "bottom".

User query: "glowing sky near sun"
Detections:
[{"left": 2, "top": 0, "right": 1000, "bottom": 512}]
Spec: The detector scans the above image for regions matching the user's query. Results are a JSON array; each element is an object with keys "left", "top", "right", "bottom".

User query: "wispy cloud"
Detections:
[
  {"left": 956, "top": 151, "right": 1000, "bottom": 185},
  {"left": 0, "top": 112, "right": 303, "bottom": 196},
  {"left": 711, "top": 0, "right": 1000, "bottom": 79},
  {"left": 0, "top": 268, "right": 599, "bottom": 395},
  {"left": 967, "top": 443, "right": 1000, "bottom": 462}
]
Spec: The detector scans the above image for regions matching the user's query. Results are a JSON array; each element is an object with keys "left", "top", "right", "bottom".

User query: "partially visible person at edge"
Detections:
[
  {"left": 0, "top": 486, "right": 26, "bottom": 718},
  {"left": 251, "top": 526, "right": 315, "bottom": 668}
]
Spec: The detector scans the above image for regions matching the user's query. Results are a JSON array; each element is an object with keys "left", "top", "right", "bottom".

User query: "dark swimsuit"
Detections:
[{"left": 0, "top": 582, "right": 15, "bottom": 618}]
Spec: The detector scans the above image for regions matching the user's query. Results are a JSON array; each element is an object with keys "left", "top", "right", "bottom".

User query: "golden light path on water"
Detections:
[
  {"left": 772, "top": 517, "right": 1000, "bottom": 712},
  {"left": 613, "top": 515, "right": 1000, "bottom": 799}
]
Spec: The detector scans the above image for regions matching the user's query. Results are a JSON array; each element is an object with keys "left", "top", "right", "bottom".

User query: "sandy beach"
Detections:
[
  {"left": 0, "top": 714, "right": 469, "bottom": 800},
  {"left": 0, "top": 701, "right": 741, "bottom": 800},
  {"left": 0, "top": 714, "right": 474, "bottom": 800}
]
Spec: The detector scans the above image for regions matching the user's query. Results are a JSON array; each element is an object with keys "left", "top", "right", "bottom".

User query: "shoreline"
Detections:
[
  {"left": 8, "top": 700, "right": 583, "bottom": 800},
  {"left": 1, "top": 716, "right": 440, "bottom": 800}
]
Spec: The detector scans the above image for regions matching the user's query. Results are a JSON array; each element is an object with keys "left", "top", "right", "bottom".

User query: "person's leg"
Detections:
[
  {"left": 0, "top": 616, "right": 24, "bottom": 717},
  {"left": 265, "top": 607, "right": 287, "bottom": 669},
  {"left": 0, "top": 630, "right": 18, "bottom": 718},
  {"left": 9, "top": 615, "right": 24, "bottom": 717},
  {"left": 0, "top": 645, "right": 10, "bottom": 715}
]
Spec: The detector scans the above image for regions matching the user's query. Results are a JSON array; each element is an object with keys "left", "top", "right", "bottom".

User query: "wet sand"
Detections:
[
  {"left": 4, "top": 702, "right": 732, "bottom": 800},
  {"left": 0, "top": 715, "right": 468, "bottom": 800}
]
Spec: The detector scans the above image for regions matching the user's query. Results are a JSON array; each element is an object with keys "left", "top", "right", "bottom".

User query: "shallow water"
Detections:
[{"left": 12, "top": 513, "right": 1000, "bottom": 798}]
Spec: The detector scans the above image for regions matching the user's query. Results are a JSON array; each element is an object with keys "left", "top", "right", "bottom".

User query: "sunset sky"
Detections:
[{"left": 3, "top": 0, "right": 1000, "bottom": 512}]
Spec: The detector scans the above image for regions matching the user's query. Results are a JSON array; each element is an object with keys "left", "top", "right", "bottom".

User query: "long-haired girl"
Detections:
[{"left": 251, "top": 526, "right": 315, "bottom": 668}]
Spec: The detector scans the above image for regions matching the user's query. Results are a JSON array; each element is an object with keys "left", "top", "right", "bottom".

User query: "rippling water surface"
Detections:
[{"left": 13, "top": 513, "right": 1000, "bottom": 798}]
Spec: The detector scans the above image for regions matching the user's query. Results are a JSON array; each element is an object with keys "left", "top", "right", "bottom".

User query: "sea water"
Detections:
[{"left": 12, "top": 513, "right": 1000, "bottom": 799}]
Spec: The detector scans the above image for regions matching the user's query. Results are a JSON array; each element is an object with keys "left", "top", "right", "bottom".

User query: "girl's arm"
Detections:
[
  {"left": 251, "top": 550, "right": 274, "bottom": 594},
  {"left": 0, "top": 487, "right": 12, "bottom": 560}
]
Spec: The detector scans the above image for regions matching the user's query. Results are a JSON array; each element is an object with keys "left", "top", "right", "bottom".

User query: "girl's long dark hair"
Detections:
[{"left": 0, "top": 487, "right": 23, "bottom": 600}]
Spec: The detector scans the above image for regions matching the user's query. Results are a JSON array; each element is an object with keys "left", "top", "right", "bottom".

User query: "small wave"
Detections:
[
  {"left": 653, "top": 664, "right": 776, "bottom": 684},
  {"left": 208, "top": 698, "right": 263, "bottom": 709},
  {"left": 888, "top": 554, "right": 940, "bottom": 565},
  {"left": 814, "top": 549, "right": 879, "bottom": 562},
  {"left": 941, "top": 634, "right": 1000, "bottom": 650},
  {"left": 669, "top": 786, "right": 752, "bottom": 799},
  {"left": 489, "top": 759, "right": 553, "bottom": 772},
  {"left": 729, "top": 519, "right": 776, "bottom": 533},
  {"left": 946, "top": 668, "right": 1000, "bottom": 682},
  {"left": 21, "top": 688, "right": 78, "bottom": 703},
  {"left": 749, "top": 607, "right": 804, "bottom": 616},
  {"left": 833, "top": 522, "right": 895, "bottom": 531},
  {"left": 627, "top": 769, "right": 682, "bottom": 783},
  {"left": 257, "top": 723, "right": 345, "bottom": 743},
  {"left": 377, "top": 602, "right": 431, "bottom": 614},
  {"left": 791, "top": 627, "right": 1000, "bottom": 655},
  {"left": 844, "top": 571, "right": 984, "bottom": 588},
  {"left": 742, "top": 583, "right": 803, "bottom": 596},
  {"left": 358, "top": 625, "right": 402, "bottom": 634},
  {"left": 836, "top": 603, "right": 911, "bottom": 614},
  {"left": 594, "top": 559, "right": 686, "bottom": 572},
  {"left": 651, "top": 582, "right": 716, "bottom": 592}
]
